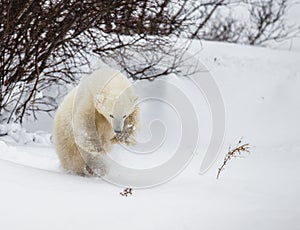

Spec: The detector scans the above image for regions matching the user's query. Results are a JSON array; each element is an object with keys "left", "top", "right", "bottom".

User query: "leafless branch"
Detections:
[{"left": 217, "top": 138, "right": 251, "bottom": 179}]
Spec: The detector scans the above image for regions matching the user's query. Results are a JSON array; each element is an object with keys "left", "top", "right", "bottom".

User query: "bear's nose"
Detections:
[{"left": 114, "top": 129, "right": 122, "bottom": 134}]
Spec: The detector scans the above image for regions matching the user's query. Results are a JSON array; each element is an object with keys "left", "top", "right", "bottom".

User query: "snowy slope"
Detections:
[{"left": 0, "top": 41, "right": 300, "bottom": 230}]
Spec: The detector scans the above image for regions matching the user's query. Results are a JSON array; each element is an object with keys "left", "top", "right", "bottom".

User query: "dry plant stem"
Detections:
[
  {"left": 120, "top": 188, "right": 133, "bottom": 197},
  {"left": 217, "top": 140, "right": 250, "bottom": 179}
]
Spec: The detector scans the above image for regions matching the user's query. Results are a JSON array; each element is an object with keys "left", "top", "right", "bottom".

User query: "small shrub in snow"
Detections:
[
  {"left": 120, "top": 188, "right": 133, "bottom": 197},
  {"left": 217, "top": 138, "right": 251, "bottom": 179}
]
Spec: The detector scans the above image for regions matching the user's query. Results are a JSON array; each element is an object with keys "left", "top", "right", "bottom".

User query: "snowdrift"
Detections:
[{"left": 0, "top": 41, "right": 299, "bottom": 230}]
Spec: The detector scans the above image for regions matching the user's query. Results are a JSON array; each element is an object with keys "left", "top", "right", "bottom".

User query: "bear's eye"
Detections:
[
  {"left": 123, "top": 115, "right": 126, "bottom": 118},
  {"left": 109, "top": 114, "right": 114, "bottom": 118}
]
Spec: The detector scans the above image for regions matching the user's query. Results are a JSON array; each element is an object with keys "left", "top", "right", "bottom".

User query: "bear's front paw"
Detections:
[
  {"left": 83, "top": 153, "right": 109, "bottom": 177},
  {"left": 77, "top": 141, "right": 102, "bottom": 154},
  {"left": 84, "top": 164, "right": 108, "bottom": 177}
]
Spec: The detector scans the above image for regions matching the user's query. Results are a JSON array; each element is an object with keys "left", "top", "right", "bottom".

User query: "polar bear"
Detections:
[{"left": 53, "top": 68, "right": 140, "bottom": 176}]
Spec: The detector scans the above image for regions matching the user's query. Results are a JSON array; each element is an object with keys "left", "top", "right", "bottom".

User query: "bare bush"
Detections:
[
  {"left": 0, "top": 0, "right": 297, "bottom": 123},
  {"left": 246, "top": 0, "right": 298, "bottom": 45},
  {"left": 0, "top": 0, "right": 228, "bottom": 123},
  {"left": 200, "top": 16, "right": 246, "bottom": 43},
  {"left": 200, "top": 0, "right": 299, "bottom": 45},
  {"left": 217, "top": 139, "right": 251, "bottom": 179}
]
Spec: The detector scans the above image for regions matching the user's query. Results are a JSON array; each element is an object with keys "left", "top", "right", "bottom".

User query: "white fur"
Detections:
[{"left": 53, "top": 68, "right": 140, "bottom": 176}]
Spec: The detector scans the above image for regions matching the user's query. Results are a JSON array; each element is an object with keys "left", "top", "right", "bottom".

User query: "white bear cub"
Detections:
[{"left": 53, "top": 68, "right": 140, "bottom": 176}]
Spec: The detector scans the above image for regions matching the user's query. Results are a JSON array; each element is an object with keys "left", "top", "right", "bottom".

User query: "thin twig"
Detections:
[
  {"left": 217, "top": 138, "right": 251, "bottom": 179},
  {"left": 120, "top": 188, "right": 133, "bottom": 197}
]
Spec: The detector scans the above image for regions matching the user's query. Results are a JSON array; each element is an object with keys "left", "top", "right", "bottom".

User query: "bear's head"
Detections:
[{"left": 95, "top": 92, "right": 138, "bottom": 134}]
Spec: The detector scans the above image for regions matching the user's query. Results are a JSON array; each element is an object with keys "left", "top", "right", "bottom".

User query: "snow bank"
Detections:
[
  {"left": 0, "top": 41, "right": 299, "bottom": 230},
  {"left": 0, "top": 123, "right": 52, "bottom": 145}
]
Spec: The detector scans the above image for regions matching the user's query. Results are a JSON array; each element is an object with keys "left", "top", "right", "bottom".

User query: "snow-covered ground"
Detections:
[{"left": 1, "top": 41, "right": 300, "bottom": 230}]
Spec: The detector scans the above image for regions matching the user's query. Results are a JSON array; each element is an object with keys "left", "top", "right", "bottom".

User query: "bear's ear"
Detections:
[{"left": 95, "top": 94, "right": 104, "bottom": 104}]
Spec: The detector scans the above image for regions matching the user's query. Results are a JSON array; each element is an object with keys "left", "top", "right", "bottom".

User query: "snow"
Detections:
[{"left": 1, "top": 41, "right": 300, "bottom": 229}]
